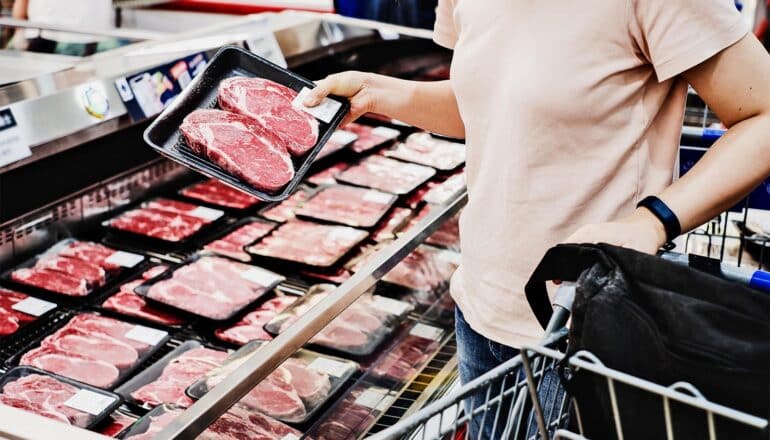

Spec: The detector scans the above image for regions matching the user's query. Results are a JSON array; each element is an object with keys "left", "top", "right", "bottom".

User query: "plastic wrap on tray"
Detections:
[
  {"left": 202, "top": 218, "right": 278, "bottom": 262},
  {"left": 116, "top": 341, "right": 227, "bottom": 409},
  {"left": 104, "top": 198, "right": 224, "bottom": 243},
  {"left": 301, "top": 267, "right": 352, "bottom": 284},
  {"left": 180, "top": 178, "right": 262, "bottom": 210},
  {"left": 402, "top": 205, "right": 461, "bottom": 249},
  {"left": 121, "top": 403, "right": 303, "bottom": 440},
  {"left": 423, "top": 172, "right": 466, "bottom": 205},
  {"left": 372, "top": 207, "right": 413, "bottom": 242},
  {"left": 384, "top": 132, "right": 466, "bottom": 170},
  {"left": 306, "top": 160, "right": 349, "bottom": 186},
  {"left": 336, "top": 155, "right": 435, "bottom": 195},
  {"left": 246, "top": 220, "right": 368, "bottom": 268},
  {"left": 6, "top": 240, "right": 145, "bottom": 298},
  {"left": 139, "top": 255, "right": 285, "bottom": 321},
  {"left": 188, "top": 340, "right": 358, "bottom": 424},
  {"left": 0, "top": 288, "right": 56, "bottom": 338},
  {"left": 296, "top": 184, "right": 397, "bottom": 228},
  {"left": 310, "top": 386, "right": 394, "bottom": 440},
  {"left": 316, "top": 129, "right": 358, "bottom": 160},
  {"left": 371, "top": 323, "right": 444, "bottom": 384},
  {"left": 215, "top": 295, "right": 298, "bottom": 345},
  {"left": 265, "top": 284, "right": 413, "bottom": 356},
  {"left": 100, "top": 410, "right": 138, "bottom": 437},
  {"left": 345, "top": 123, "right": 401, "bottom": 154},
  {"left": 101, "top": 264, "right": 185, "bottom": 326},
  {"left": 17, "top": 313, "right": 169, "bottom": 389},
  {"left": 0, "top": 366, "right": 121, "bottom": 429},
  {"left": 260, "top": 185, "right": 313, "bottom": 223}
]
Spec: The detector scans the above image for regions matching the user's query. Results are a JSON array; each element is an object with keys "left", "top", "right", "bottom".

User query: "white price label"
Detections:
[
  {"left": 330, "top": 130, "right": 358, "bottom": 146},
  {"left": 329, "top": 227, "right": 364, "bottom": 242},
  {"left": 363, "top": 190, "right": 393, "bottom": 205},
  {"left": 370, "top": 296, "right": 410, "bottom": 316},
  {"left": 105, "top": 251, "right": 144, "bottom": 268},
  {"left": 410, "top": 324, "right": 443, "bottom": 341},
  {"left": 11, "top": 297, "right": 56, "bottom": 317},
  {"left": 115, "top": 77, "right": 135, "bottom": 102},
  {"left": 64, "top": 389, "right": 114, "bottom": 416},
  {"left": 241, "top": 267, "right": 284, "bottom": 286},
  {"left": 292, "top": 87, "right": 343, "bottom": 124},
  {"left": 376, "top": 395, "right": 396, "bottom": 412},
  {"left": 372, "top": 126, "right": 400, "bottom": 139},
  {"left": 125, "top": 325, "right": 168, "bottom": 346},
  {"left": 281, "top": 435, "right": 300, "bottom": 440},
  {"left": 355, "top": 389, "right": 386, "bottom": 409},
  {"left": 0, "top": 108, "right": 31, "bottom": 168},
  {"left": 188, "top": 206, "right": 224, "bottom": 221},
  {"left": 309, "top": 357, "right": 349, "bottom": 377},
  {"left": 437, "top": 250, "right": 462, "bottom": 266}
]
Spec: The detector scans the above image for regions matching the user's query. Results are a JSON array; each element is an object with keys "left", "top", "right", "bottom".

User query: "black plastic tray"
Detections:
[
  {"left": 295, "top": 184, "right": 398, "bottom": 229},
  {"left": 0, "top": 366, "right": 122, "bottom": 429},
  {"left": 257, "top": 184, "right": 315, "bottom": 224},
  {"left": 199, "top": 217, "right": 279, "bottom": 263},
  {"left": 176, "top": 179, "right": 264, "bottom": 213},
  {"left": 0, "top": 288, "right": 59, "bottom": 346},
  {"left": 143, "top": 45, "right": 351, "bottom": 202}
]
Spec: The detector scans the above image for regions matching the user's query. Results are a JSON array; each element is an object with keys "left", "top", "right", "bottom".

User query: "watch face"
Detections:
[{"left": 82, "top": 85, "right": 110, "bottom": 119}]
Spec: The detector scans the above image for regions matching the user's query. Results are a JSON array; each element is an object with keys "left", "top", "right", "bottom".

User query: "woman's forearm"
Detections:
[{"left": 12, "top": 0, "right": 29, "bottom": 19}]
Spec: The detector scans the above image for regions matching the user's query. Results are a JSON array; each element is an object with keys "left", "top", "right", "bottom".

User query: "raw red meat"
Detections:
[
  {"left": 67, "top": 314, "right": 150, "bottom": 350},
  {"left": 301, "top": 267, "right": 352, "bottom": 284},
  {"left": 346, "top": 123, "right": 400, "bottom": 153},
  {"left": 316, "top": 391, "right": 378, "bottom": 440},
  {"left": 203, "top": 221, "right": 276, "bottom": 262},
  {"left": 11, "top": 268, "right": 88, "bottom": 297},
  {"left": 372, "top": 207, "right": 413, "bottom": 242},
  {"left": 296, "top": 185, "right": 395, "bottom": 228},
  {"left": 41, "top": 328, "right": 138, "bottom": 369},
  {"left": 0, "top": 394, "right": 72, "bottom": 425},
  {"left": 383, "top": 246, "right": 459, "bottom": 292},
  {"left": 218, "top": 77, "right": 319, "bottom": 156},
  {"left": 372, "top": 334, "right": 440, "bottom": 382},
  {"left": 215, "top": 296, "right": 297, "bottom": 345},
  {"left": 59, "top": 241, "right": 122, "bottom": 272},
  {"left": 181, "top": 109, "right": 295, "bottom": 192},
  {"left": 37, "top": 255, "right": 105, "bottom": 287},
  {"left": 143, "top": 198, "right": 206, "bottom": 216},
  {"left": 307, "top": 160, "right": 349, "bottom": 186},
  {"left": 181, "top": 179, "right": 262, "bottom": 209},
  {"left": 337, "top": 155, "right": 435, "bottom": 195},
  {"left": 21, "top": 347, "right": 120, "bottom": 388},
  {"left": 103, "top": 290, "right": 183, "bottom": 326},
  {"left": 282, "top": 357, "right": 331, "bottom": 406},
  {"left": 0, "top": 289, "right": 39, "bottom": 337},
  {"left": 260, "top": 187, "right": 311, "bottom": 222},
  {"left": 0, "top": 374, "right": 94, "bottom": 427},
  {"left": 107, "top": 206, "right": 208, "bottom": 242},
  {"left": 426, "top": 214, "right": 460, "bottom": 249},
  {"left": 140, "top": 265, "right": 169, "bottom": 280},
  {"left": 247, "top": 220, "right": 367, "bottom": 267},
  {"left": 239, "top": 366, "right": 306, "bottom": 421},
  {"left": 316, "top": 129, "right": 357, "bottom": 160},
  {"left": 384, "top": 132, "right": 466, "bottom": 170},
  {"left": 100, "top": 411, "right": 136, "bottom": 437},
  {"left": 423, "top": 172, "right": 466, "bottom": 205}
]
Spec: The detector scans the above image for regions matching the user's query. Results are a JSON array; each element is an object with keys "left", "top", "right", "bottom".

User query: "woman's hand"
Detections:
[
  {"left": 304, "top": 71, "right": 392, "bottom": 126},
  {"left": 565, "top": 208, "right": 667, "bottom": 255}
]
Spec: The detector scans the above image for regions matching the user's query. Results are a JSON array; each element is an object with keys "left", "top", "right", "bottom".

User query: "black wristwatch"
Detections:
[{"left": 637, "top": 196, "right": 681, "bottom": 243}]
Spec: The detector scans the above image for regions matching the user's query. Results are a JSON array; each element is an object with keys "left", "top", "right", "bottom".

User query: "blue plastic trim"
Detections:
[
  {"left": 749, "top": 270, "right": 770, "bottom": 293},
  {"left": 702, "top": 128, "right": 726, "bottom": 143}
]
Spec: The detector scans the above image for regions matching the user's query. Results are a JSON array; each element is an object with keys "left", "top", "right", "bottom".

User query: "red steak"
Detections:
[
  {"left": 0, "top": 289, "right": 39, "bottom": 337},
  {"left": 11, "top": 268, "right": 88, "bottom": 296},
  {"left": 282, "top": 357, "right": 331, "bottom": 406},
  {"left": 337, "top": 155, "right": 436, "bottom": 195},
  {"left": 37, "top": 255, "right": 106, "bottom": 287},
  {"left": 204, "top": 221, "right": 276, "bottom": 262},
  {"left": 296, "top": 185, "right": 394, "bottom": 228},
  {"left": 21, "top": 347, "right": 120, "bottom": 388},
  {"left": 59, "top": 241, "right": 122, "bottom": 272},
  {"left": 181, "top": 179, "right": 262, "bottom": 209}
]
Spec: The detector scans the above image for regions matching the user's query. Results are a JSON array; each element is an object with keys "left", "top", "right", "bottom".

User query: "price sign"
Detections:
[
  {"left": 245, "top": 17, "right": 286, "bottom": 68},
  {"left": 0, "top": 108, "right": 31, "bottom": 168}
]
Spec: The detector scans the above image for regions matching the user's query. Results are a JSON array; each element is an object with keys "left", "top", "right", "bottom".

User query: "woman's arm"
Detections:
[
  {"left": 12, "top": 0, "right": 29, "bottom": 19},
  {"left": 303, "top": 72, "right": 465, "bottom": 138},
  {"left": 567, "top": 33, "right": 770, "bottom": 253}
]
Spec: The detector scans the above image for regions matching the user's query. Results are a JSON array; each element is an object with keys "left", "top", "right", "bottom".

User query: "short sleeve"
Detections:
[
  {"left": 433, "top": 0, "right": 458, "bottom": 49},
  {"left": 631, "top": 0, "right": 749, "bottom": 81}
]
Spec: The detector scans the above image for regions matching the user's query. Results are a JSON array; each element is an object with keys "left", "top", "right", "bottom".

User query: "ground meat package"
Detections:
[
  {"left": 0, "top": 288, "right": 57, "bottom": 340},
  {"left": 179, "top": 178, "right": 263, "bottom": 210},
  {"left": 136, "top": 255, "right": 285, "bottom": 322},
  {"left": 309, "top": 385, "right": 395, "bottom": 440},
  {"left": 115, "top": 340, "right": 227, "bottom": 409},
  {"left": 0, "top": 366, "right": 121, "bottom": 429},
  {"left": 336, "top": 155, "right": 436, "bottom": 195},
  {"left": 15, "top": 312, "right": 169, "bottom": 389},
  {"left": 295, "top": 184, "right": 397, "bottom": 228},
  {"left": 121, "top": 403, "right": 303, "bottom": 440},
  {"left": 265, "top": 284, "right": 414, "bottom": 356},
  {"left": 384, "top": 132, "right": 466, "bottom": 171},
  {"left": 370, "top": 322, "right": 445, "bottom": 385},
  {"left": 215, "top": 294, "right": 299, "bottom": 346},
  {"left": 187, "top": 340, "right": 358, "bottom": 424},
  {"left": 100, "top": 264, "right": 185, "bottom": 327},
  {"left": 202, "top": 217, "right": 278, "bottom": 262},
  {"left": 4, "top": 239, "right": 146, "bottom": 299}
]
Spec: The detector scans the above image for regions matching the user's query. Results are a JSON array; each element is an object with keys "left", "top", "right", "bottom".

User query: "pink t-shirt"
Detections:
[{"left": 434, "top": 0, "right": 748, "bottom": 347}]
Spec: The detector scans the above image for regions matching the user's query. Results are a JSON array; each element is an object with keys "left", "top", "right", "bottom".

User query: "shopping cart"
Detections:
[{"left": 365, "top": 251, "right": 770, "bottom": 440}]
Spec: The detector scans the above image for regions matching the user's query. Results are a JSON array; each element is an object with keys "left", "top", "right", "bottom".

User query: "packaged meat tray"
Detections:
[
  {"left": 306, "top": 160, "right": 349, "bottom": 186},
  {"left": 99, "top": 410, "right": 138, "bottom": 437},
  {"left": 259, "top": 185, "right": 313, "bottom": 223},
  {"left": 308, "top": 385, "right": 394, "bottom": 440},
  {"left": 345, "top": 122, "right": 401, "bottom": 154},
  {"left": 0, "top": 288, "right": 57, "bottom": 341},
  {"left": 202, "top": 217, "right": 278, "bottom": 262},
  {"left": 102, "top": 198, "right": 225, "bottom": 247},
  {"left": 144, "top": 45, "right": 350, "bottom": 202},
  {"left": 115, "top": 340, "right": 227, "bottom": 409},
  {"left": 370, "top": 323, "right": 445, "bottom": 385},
  {"left": 121, "top": 403, "right": 303, "bottom": 440},
  {"left": 371, "top": 207, "right": 413, "bottom": 242},
  {"left": 295, "top": 184, "right": 397, "bottom": 228},
  {"left": 402, "top": 205, "right": 462, "bottom": 249},
  {"left": 0, "top": 366, "right": 121, "bottom": 429},
  {"left": 336, "top": 155, "right": 436, "bottom": 195},
  {"left": 136, "top": 255, "right": 285, "bottom": 322},
  {"left": 214, "top": 294, "right": 298, "bottom": 346},
  {"left": 14, "top": 312, "right": 170, "bottom": 389},
  {"left": 265, "top": 284, "right": 413, "bottom": 357},
  {"left": 384, "top": 132, "right": 466, "bottom": 171},
  {"left": 315, "top": 129, "right": 358, "bottom": 161},
  {"left": 3, "top": 239, "right": 146, "bottom": 300},
  {"left": 100, "top": 264, "right": 185, "bottom": 327},
  {"left": 187, "top": 340, "right": 358, "bottom": 424},
  {"left": 423, "top": 172, "right": 466, "bottom": 205},
  {"left": 179, "top": 178, "right": 263, "bottom": 210},
  {"left": 246, "top": 220, "right": 368, "bottom": 269}
]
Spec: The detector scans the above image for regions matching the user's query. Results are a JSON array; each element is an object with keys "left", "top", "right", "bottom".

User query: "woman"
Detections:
[{"left": 306, "top": 0, "right": 770, "bottom": 436}]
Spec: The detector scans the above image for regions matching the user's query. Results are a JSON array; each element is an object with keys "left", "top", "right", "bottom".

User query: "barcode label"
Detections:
[
  {"left": 125, "top": 325, "right": 167, "bottom": 346},
  {"left": 355, "top": 389, "right": 385, "bottom": 409},
  {"left": 292, "top": 87, "right": 342, "bottom": 124},
  {"left": 372, "top": 126, "right": 400, "bottom": 139},
  {"left": 188, "top": 206, "right": 224, "bottom": 221},
  {"left": 370, "top": 296, "right": 410, "bottom": 316},
  {"left": 309, "top": 357, "right": 349, "bottom": 377},
  {"left": 12, "top": 297, "right": 56, "bottom": 317},
  {"left": 105, "top": 251, "right": 144, "bottom": 268},
  {"left": 363, "top": 190, "right": 393, "bottom": 204},
  {"left": 241, "top": 267, "right": 284, "bottom": 286},
  {"left": 64, "top": 389, "right": 114, "bottom": 415},
  {"left": 330, "top": 130, "right": 358, "bottom": 145},
  {"left": 410, "top": 324, "right": 442, "bottom": 340}
]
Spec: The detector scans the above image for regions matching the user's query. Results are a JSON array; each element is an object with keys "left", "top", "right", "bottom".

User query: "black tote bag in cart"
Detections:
[{"left": 525, "top": 243, "right": 770, "bottom": 440}]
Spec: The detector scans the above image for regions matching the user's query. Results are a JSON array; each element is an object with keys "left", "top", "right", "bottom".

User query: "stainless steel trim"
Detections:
[
  {"left": 0, "top": 17, "right": 166, "bottom": 41},
  {"left": 155, "top": 193, "right": 468, "bottom": 439}
]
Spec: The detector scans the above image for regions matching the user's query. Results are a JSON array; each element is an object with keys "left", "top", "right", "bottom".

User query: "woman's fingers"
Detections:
[{"left": 304, "top": 72, "right": 366, "bottom": 107}]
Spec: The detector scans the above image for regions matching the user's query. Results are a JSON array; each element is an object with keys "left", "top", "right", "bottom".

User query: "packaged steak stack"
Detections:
[
  {"left": 423, "top": 171, "right": 466, "bottom": 205},
  {"left": 371, "top": 207, "right": 413, "bottom": 242},
  {"left": 103, "top": 198, "right": 224, "bottom": 244},
  {"left": 311, "top": 386, "right": 393, "bottom": 440},
  {"left": 296, "top": 184, "right": 397, "bottom": 228},
  {"left": 384, "top": 132, "right": 466, "bottom": 171},
  {"left": 138, "top": 255, "right": 285, "bottom": 321},
  {"left": 17, "top": 313, "right": 169, "bottom": 388},
  {"left": 6, "top": 240, "right": 145, "bottom": 299},
  {"left": 116, "top": 341, "right": 227, "bottom": 408},
  {"left": 371, "top": 323, "right": 444, "bottom": 384},
  {"left": 100, "top": 264, "right": 185, "bottom": 327},
  {"left": 188, "top": 340, "right": 358, "bottom": 424},
  {"left": 0, "top": 367, "right": 121, "bottom": 428},
  {"left": 345, "top": 122, "right": 401, "bottom": 154},
  {"left": 215, "top": 295, "right": 298, "bottom": 346},
  {"left": 179, "top": 178, "right": 262, "bottom": 210},
  {"left": 246, "top": 220, "right": 368, "bottom": 268},
  {"left": 259, "top": 185, "right": 313, "bottom": 223},
  {"left": 0, "top": 288, "right": 57, "bottom": 340},
  {"left": 265, "top": 284, "right": 413, "bottom": 356},
  {"left": 315, "top": 129, "right": 358, "bottom": 160},
  {"left": 121, "top": 403, "right": 303, "bottom": 440},
  {"left": 336, "top": 155, "right": 436, "bottom": 195},
  {"left": 306, "top": 160, "right": 349, "bottom": 186},
  {"left": 202, "top": 218, "right": 277, "bottom": 262}
]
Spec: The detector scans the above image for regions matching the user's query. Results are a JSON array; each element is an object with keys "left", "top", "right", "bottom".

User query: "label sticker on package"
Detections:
[
  {"left": 64, "top": 389, "right": 114, "bottom": 415},
  {"left": 410, "top": 324, "right": 442, "bottom": 341},
  {"left": 241, "top": 267, "right": 284, "bottom": 286},
  {"left": 12, "top": 297, "right": 56, "bottom": 317},
  {"left": 188, "top": 206, "right": 224, "bottom": 221},
  {"left": 281, "top": 435, "right": 300, "bottom": 440},
  {"left": 309, "top": 357, "right": 349, "bottom": 377},
  {"left": 372, "top": 126, "right": 400, "bottom": 139},
  {"left": 105, "top": 251, "right": 144, "bottom": 268},
  {"left": 355, "top": 389, "right": 386, "bottom": 409},
  {"left": 0, "top": 107, "right": 31, "bottom": 168},
  {"left": 330, "top": 227, "right": 364, "bottom": 241},
  {"left": 292, "top": 87, "right": 342, "bottom": 124},
  {"left": 363, "top": 190, "right": 393, "bottom": 204},
  {"left": 125, "top": 325, "right": 168, "bottom": 346},
  {"left": 376, "top": 395, "right": 396, "bottom": 412},
  {"left": 330, "top": 130, "right": 358, "bottom": 146},
  {"left": 437, "top": 250, "right": 461, "bottom": 266},
  {"left": 370, "top": 296, "right": 410, "bottom": 316}
]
